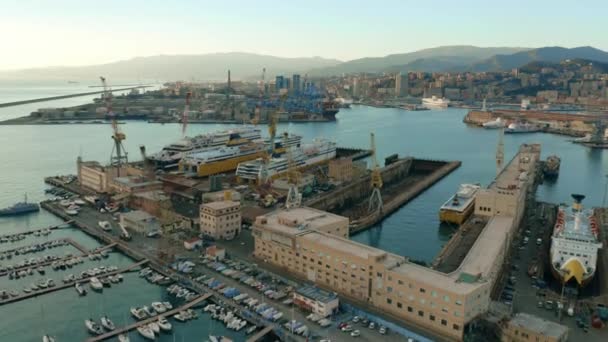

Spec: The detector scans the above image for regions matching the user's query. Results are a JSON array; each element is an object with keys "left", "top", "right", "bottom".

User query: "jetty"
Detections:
[
  {"left": 247, "top": 325, "right": 274, "bottom": 342},
  {"left": 0, "top": 259, "right": 148, "bottom": 306},
  {"left": 0, "top": 221, "right": 73, "bottom": 240},
  {"left": 87, "top": 292, "right": 212, "bottom": 341},
  {"left": 0, "top": 86, "right": 150, "bottom": 108}
]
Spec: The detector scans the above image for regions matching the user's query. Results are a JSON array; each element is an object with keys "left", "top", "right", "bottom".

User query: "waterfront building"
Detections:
[
  {"left": 328, "top": 157, "right": 354, "bottom": 182},
  {"left": 77, "top": 158, "right": 119, "bottom": 193},
  {"left": 110, "top": 175, "right": 163, "bottom": 194},
  {"left": 293, "top": 285, "right": 339, "bottom": 318},
  {"left": 500, "top": 313, "right": 568, "bottom": 342},
  {"left": 252, "top": 144, "right": 541, "bottom": 341},
  {"left": 120, "top": 210, "right": 161, "bottom": 234},
  {"left": 200, "top": 200, "right": 241, "bottom": 240}
]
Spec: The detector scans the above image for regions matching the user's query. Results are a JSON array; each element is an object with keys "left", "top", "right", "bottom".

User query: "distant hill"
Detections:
[
  {"left": 308, "top": 46, "right": 529, "bottom": 75},
  {"left": 0, "top": 53, "right": 342, "bottom": 82},
  {"left": 471, "top": 46, "right": 608, "bottom": 72}
]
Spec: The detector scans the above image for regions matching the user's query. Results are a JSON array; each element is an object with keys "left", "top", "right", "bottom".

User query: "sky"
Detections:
[{"left": 1, "top": 0, "right": 607, "bottom": 70}]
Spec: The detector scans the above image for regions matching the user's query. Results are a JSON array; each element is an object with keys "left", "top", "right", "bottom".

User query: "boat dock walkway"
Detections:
[
  {"left": 0, "top": 221, "right": 73, "bottom": 240},
  {"left": 247, "top": 325, "right": 274, "bottom": 342},
  {"left": 0, "top": 241, "right": 118, "bottom": 277},
  {"left": 0, "top": 259, "right": 148, "bottom": 306},
  {"left": 87, "top": 292, "right": 212, "bottom": 341}
]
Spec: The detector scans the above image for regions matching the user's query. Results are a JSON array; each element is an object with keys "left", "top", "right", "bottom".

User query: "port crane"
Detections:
[
  {"left": 368, "top": 132, "right": 383, "bottom": 214},
  {"left": 284, "top": 132, "right": 302, "bottom": 209},
  {"left": 100, "top": 76, "right": 128, "bottom": 176},
  {"left": 181, "top": 91, "right": 192, "bottom": 137}
]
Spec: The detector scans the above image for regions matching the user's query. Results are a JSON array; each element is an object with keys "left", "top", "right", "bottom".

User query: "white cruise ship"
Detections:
[
  {"left": 505, "top": 122, "right": 540, "bottom": 134},
  {"left": 422, "top": 96, "right": 450, "bottom": 109},
  {"left": 236, "top": 139, "right": 337, "bottom": 182},
  {"left": 482, "top": 117, "right": 506, "bottom": 129},
  {"left": 550, "top": 194, "right": 602, "bottom": 287},
  {"left": 148, "top": 127, "right": 262, "bottom": 168}
]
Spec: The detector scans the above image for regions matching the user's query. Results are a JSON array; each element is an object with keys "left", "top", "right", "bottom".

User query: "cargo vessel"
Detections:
[
  {"left": 438, "top": 184, "right": 480, "bottom": 225},
  {"left": 236, "top": 139, "right": 336, "bottom": 182},
  {"left": 0, "top": 194, "right": 40, "bottom": 216},
  {"left": 550, "top": 194, "right": 602, "bottom": 287},
  {"left": 179, "top": 143, "right": 267, "bottom": 177},
  {"left": 148, "top": 127, "right": 262, "bottom": 168}
]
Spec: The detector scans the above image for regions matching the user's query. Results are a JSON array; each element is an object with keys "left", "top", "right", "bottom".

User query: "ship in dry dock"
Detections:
[
  {"left": 550, "top": 194, "right": 602, "bottom": 287},
  {"left": 438, "top": 184, "right": 480, "bottom": 225}
]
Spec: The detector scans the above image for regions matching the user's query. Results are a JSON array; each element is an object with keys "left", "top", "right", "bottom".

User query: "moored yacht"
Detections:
[
  {"left": 137, "top": 325, "right": 156, "bottom": 340},
  {"left": 89, "top": 277, "right": 103, "bottom": 291},
  {"left": 157, "top": 317, "right": 172, "bottom": 332},
  {"left": 101, "top": 316, "right": 116, "bottom": 331},
  {"left": 84, "top": 319, "right": 104, "bottom": 335}
]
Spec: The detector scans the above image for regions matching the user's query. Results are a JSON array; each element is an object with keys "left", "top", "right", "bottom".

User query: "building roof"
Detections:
[
  {"left": 508, "top": 313, "right": 568, "bottom": 338},
  {"left": 203, "top": 200, "right": 240, "bottom": 211},
  {"left": 300, "top": 231, "right": 390, "bottom": 261},
  {"left": 255, "top": 206, "right": 347, "bottom": 236},
  {"left": 133, "top": 190, "right": 169, "bottom": 201},
  {"left": 113, "top": 176, "right": 162, "bottom": 188},
  {"left": 295, "top": 285, "right": 338, "bottom": 304},
  {"left": 121, "top": 210, "right": 155, "bottom": 222}
]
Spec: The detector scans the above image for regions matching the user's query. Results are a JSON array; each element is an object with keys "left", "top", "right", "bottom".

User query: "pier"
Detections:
[
  {"left": 247, "top": 325, "right": 274, "bottom": 342},
  {"left": 0, "top": 86, "right": 150, "bottom": 108},
  {"left": 0, "top": 259, "right": 148, "bottom": 306},
  {"left": 0, "top": 241, "right": 118, "bottom": 277},
  {"left": 87, "top": 292, "right": 212, "bottom": 341},
  {"left": 0, "top": 221, "right": 73, "bottom": 240}
]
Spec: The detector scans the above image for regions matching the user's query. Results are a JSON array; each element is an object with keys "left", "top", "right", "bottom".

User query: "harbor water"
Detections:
[{"left": 1, "top": 92, "right": 608, "bottom": 340}]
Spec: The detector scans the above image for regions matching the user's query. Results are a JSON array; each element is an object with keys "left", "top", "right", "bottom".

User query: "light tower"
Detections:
[
  {"left": 100, "top": 76, "right": 128, "bottom": 176},
  {"left": 368, "top": 132, "right": 383, "bottom": 214},
  {"left": 496, "top": 126, "right": 504, "bottom": 176}
]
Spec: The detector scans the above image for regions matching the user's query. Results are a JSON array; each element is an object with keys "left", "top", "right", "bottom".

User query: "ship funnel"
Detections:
[{"left": 571, "top": 194, "right": 586, "bottom": 211}]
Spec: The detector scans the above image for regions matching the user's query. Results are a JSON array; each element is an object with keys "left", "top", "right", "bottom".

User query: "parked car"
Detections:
[{"left": 350, "top": 330, "right": 360, "bottom": 337}]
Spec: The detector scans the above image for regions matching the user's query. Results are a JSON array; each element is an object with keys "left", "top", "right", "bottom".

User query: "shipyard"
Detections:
[{"left": 4, "top": 5, "right": 608, "bottom": 340}]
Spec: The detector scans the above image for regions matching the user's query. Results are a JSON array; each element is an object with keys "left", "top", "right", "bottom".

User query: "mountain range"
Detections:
[{"left": 2, "top": 46, "right": 608, "bottom": 82}]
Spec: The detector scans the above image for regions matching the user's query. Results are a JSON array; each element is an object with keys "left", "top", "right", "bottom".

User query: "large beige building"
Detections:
[
  {"left": 200, "top": 201, "right": 241, "bottom": 240},
  {"left": 253, "top": 144, "right": 541, "bottom": 341}
]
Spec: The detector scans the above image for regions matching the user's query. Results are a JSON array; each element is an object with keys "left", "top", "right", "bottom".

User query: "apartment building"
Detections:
[{"left": 200, "top": 200, "right": 241, "bottom": 240}]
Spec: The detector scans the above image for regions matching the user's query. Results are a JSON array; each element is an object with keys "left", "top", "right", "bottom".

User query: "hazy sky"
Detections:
[{"left": 2, "top": 0, "right": 606, "bottom": 70}]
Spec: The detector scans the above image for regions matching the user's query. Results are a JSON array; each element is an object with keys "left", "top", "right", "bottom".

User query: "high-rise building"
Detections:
[
  {"left": 275, "top": 76, "right": 284, "bottom": 92},
  {"left": 395, "top": 72, "right": 408, "bottom": 97},
  {"left": 284, "top": 78, "right": 291, "bottom": 91},
  {"left": 292, "top": 74, "right": 301, "bottom": 93},
  {"left": 200, "top": 200, "right": 241, "bottom": 240}
]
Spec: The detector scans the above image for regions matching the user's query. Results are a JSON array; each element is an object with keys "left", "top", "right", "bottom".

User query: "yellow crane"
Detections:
[
  {"left": 368, "top": 132, "right": 383, "bottom": 214},
  {"left": 100, "top": 76, "right": 128, "bottom": 176},
  {"left": 259, "top": 94, "right": 286, "bottom": 184}
]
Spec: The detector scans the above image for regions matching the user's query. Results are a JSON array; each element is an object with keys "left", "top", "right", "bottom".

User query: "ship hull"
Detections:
[
  {"left": 183, "top": 151, "right": 266, "bottom": 177},
  {"left": 550, "top": 263, "right": 594, "bottom": 288},
  {"left": 439, "top": 203, "right": 475, "bottom": 225}
]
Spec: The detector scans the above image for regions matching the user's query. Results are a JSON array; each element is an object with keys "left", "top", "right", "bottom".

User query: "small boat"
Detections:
[
  {"left": 136, "top": 326, "right": 155, "bottom": 340},
  {"left": 173, "top": 312, "right": 189, "bottom": 322},
  {"left": 42, "top": 335, "right": 56, "bottom": 342},
  {"left": 75, "top": 282, "right": 87, "bottom": 296},
  {"left": 117, "top": 334, "right": 130, "bottom": 342},
  {"left": 115, "top": 274, "right": 123, "bottom": 282},
  {"left": 84, "top": 319, "right": 104, "bottom": 335},
  {"left": 37, "top": 266, "right": 45, "bottom": 275},
  {"left": 148, "top": 322, "right": 160, "bottom": 334},
  {"left": 209, "top": 336, "right": 233, "bottom": 342},
  {"left": 186, "top": 308, "right": 197, "bottom": 319},
  {"left": 101, "top": 316, "right": 116, "bottom": 331},
  {"left": 98, "top": 221, "right": 112, "bottom": 231},
  {"left": 142, "top": 305, "right": 156, "bottom": 317},
  {"left": 151, "top": 302, "right": 166, "bottom": 314},
  {"left": 23, "top": 287, "right": 32, "bottom": 294},
  {"left": 130, "top": 307, "right": 148, "bottom": 320},
  {"left": 9, "top": 290, "right": 19, "bottom": 297},
  {"left": 99, "top": 277, "right": 111, "bottom": 287},
  {"left": 162, "top": 301, "right": 172, "bottom": 310},
  {"left": 157, "top": 317, "right": 172, "bottom": 332},
  {"left": 245, "top": 325, "right": 257, "bottom": 335},
  {"left": 89, "top": 277, "right": 103, "bottom": 291}
]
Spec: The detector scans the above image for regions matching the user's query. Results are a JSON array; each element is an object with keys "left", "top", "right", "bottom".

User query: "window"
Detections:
[
  {"left": 455, "top": 300, "right": 462, "bottom": 306},
  {"left": 387, "top": 287, "right": 393, "bottom": 293},
  {"left": 420, "top": 298, "right": 426, "bottom": 305},
  {"left": 453, "top": 324, "right": 460, "bottom": 331},
  {"left": 443, "top": 295, "right": 450, "bottom": 302},
  {"left": 418, "top": 310, "right": 424, "bottom": 317},
  {"left": 441, "top": 319, "right": 447, "bottom": 326},
  {"left": 430, "top": 314, "right": 435, "bottom": 321},
  {"left": 376, "top": 272, "right": 383, "bottom": 277},
  {"left": 398, "top": 280, "right": 404, "bottom": 285},
  {"left": 431, "top": 290, "right": 438, "bottom": 297},
  {"left": 397, "top": 302, "right": 402, "bottom": 309},
  {"left": 419, "top": 288, "right": 426, "bottom": 293},
  {"left": 407, "top": 306, "right": 413, "bottom": 313},
  {"left": 387, "top": 298, "right": 392, "bottom": 304}
]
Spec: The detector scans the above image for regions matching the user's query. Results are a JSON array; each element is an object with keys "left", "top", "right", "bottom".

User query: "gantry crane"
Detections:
[
  {"left": 181, "top": 91, "right": 192, "bottom": 137},
  {"left": 100, "top": 76, "right": 128, "bottom": 176},
  {"left": 368, "top": 132, "right": 383, "bottom": 214},
  {"left": 284, "top": 132, "right": 302, "bottom": 209}
]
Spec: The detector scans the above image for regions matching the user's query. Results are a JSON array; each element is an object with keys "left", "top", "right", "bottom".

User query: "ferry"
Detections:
[
  {"left": 482, "top": 117, "right": 506, "bottom": 129},
  {"left": 439, "top": 184, "right": 480, "bottom": 225},
  {"left": 422, "top": 96, "right": 450, "bottom": 109},
  {"left": 148, "top": 126, "right": 262, "bottom": 168},
  {"left": 505, "top": 122, "right": 540, "bottom": 134},
  {"left": 180, "top": 143, "right": 267, "bottom": 177},
  {"left": 550, "top": 194, "right": 602, "bottom": 287},
  {"left": 236, "top": 139, "right": 336, "bottom": 182}
]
